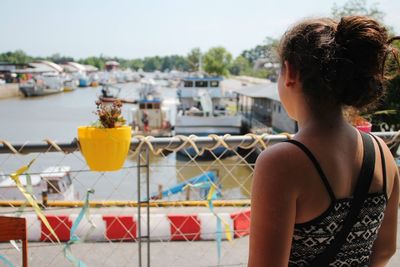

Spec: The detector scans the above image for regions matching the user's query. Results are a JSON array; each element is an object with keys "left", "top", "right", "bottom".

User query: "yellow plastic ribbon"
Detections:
[
  {"left": 206, "top": 185, "right": 232, "bottom": 242},
  {"left": 10, "top": 159, "right": 60, "bottom": 243}
]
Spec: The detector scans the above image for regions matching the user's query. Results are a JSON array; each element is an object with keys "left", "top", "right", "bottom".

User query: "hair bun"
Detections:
[
  {"left": 335, "top": 16, "right": 387, "bottom": 48},
  {"left": 330, "top": 16, "right": 388, "bottom": 108},
  {"left": 278, "top": 16, "right": 390, "bottom": 110}
]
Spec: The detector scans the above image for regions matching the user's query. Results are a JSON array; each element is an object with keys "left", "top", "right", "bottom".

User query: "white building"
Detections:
[{"left": 234, "top": 83, "right": 297, "bottom": 133}]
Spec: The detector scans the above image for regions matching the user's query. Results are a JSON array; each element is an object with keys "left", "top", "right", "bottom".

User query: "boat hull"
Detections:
[
  {"left": 176, "top": 146, "right": 236, "bottom": 161},
  {"left": 99, "top": 96, "right": 137, "bottom": 104},
  {"left": 79, "top": 78, "right": 89, "bottom": 87},
  {"left": 19, "top": 84, "right": 63, "bottom": 97},
  {"left": 175, "top": 115, "right": 242, "bottom": 160},
  {"left": 174, "top": 115, "right": 242, "bottom": 135}
]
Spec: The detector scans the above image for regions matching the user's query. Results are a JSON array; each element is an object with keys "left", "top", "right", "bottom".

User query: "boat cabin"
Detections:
[
  {"left": 177, "top": 76, "right": 224, "bottom": 113},
  {"left": 0, "top": 166, "right": 75, "bottom": 201},
  {"left": 130, "top": 98, "right": 172, "bottom": 135},
  {"left": 40, "top": 166, "right": 74, "bottom": 199}
]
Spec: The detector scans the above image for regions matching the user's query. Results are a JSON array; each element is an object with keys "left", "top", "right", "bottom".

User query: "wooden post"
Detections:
[
  {"left": 158, "top": 184, "right": 163, "bottom": 200},
  {"left": 185, "top": 186, "right": 191, "bottom": 201},
  {"left": 0, "top": 216, "right": 28, "bottom": 267},
  {"left": 42, "top": 191, "right": 48, "bottom": 207}
]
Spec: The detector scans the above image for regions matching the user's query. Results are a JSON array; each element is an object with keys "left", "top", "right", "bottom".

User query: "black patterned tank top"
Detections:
[{"left": 284, "top": 136, "right": 388, "bottom": 267}]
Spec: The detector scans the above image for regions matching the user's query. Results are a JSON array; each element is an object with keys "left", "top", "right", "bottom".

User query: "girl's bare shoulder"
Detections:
[{"left": 254, "top": 142, "right": 310, "bottom": 192}]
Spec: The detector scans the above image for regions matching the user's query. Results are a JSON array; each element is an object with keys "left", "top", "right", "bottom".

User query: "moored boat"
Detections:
[
  {"left": 129, "top": 79, "right": 173, "bottom": 137},
  {"left": 98, "top": 84, "right": 137, "bottom": 104},
  {"left": 175, "top": 76, "right": 242, "bottom": 159},
  {"left": 0, "top": 166, "right": 76, "bottom": 201},
  {"left": 19, "top": 73, "right": 64, "bottom": 97}
]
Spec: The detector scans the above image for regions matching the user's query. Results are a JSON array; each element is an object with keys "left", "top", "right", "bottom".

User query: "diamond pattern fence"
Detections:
[{"left": 0, "top": 132, "right": 399, "bottom": 267}]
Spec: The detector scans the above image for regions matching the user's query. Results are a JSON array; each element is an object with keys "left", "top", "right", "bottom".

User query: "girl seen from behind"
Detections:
[{"left": 248, "top": 16, "right": 400, "bottom": 267}]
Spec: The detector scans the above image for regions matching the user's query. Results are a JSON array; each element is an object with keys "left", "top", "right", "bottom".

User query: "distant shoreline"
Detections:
[{"left": 0, "top": 83, "right": 21, "bottom": 99}]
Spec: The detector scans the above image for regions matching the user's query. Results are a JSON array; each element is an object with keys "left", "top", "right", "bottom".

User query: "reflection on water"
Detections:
[
  {"left": 133, "top": 150, "right": 253, "bottom": 201},
  {"left": 0, "top": 81, "right": 253, "bottom": 200}
]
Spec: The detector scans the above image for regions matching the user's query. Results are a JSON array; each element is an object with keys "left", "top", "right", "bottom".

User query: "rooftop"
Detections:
[
  {"left": 234, "top": 83, "right": 280, "bottom": 102},
  {"left": 183, "top": 76, "right": 223, "bottom": 81},
  {"left": 0, "top": 174, "right": 41, "bottom": 187}
]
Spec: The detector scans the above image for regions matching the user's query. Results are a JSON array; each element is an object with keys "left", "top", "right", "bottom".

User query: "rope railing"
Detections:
[{"left": 1, "top": 131, "right": 399, "bottom": 155}]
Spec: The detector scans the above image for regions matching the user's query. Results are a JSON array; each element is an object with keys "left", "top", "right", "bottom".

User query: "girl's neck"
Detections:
[{"left": 296, "top": 105, "right": 351, "bottom": 136}]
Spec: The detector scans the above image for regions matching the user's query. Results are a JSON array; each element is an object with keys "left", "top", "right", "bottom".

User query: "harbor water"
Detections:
[{"left": 0, "top": 80, "right": 252, "bottom": 200}]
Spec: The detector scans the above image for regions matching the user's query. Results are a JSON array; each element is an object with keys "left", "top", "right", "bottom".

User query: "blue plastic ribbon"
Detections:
[
  {"left": 207, "top": 184, "right": 233, "bottom": 265},
  {"left": 207, "top": 186, "right": 223, "bottom": 264},
  {"left": 186, "top": 181, "right": 232, "bottom": 265},
  {"left": 63, "top": 189, "right": 95, "bottom": 267},
  {"left": 0, "top": 255, "right": 14, "bottom": 267}
]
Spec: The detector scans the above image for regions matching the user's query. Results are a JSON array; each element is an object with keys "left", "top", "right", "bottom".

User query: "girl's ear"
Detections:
[{"left": 283, "top": 61, "right": 298, "bottom": 88}]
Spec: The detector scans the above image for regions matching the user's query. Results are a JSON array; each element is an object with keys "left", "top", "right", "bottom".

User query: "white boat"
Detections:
[
  {"left": 19, "top": 73, "right": 64, "bottom": 97},
  {"left": 122, "top": 69, "right": 139, "bottom": 82},
  {"left": 62, "top": 73, "right": 78, "bottom": 92},
  {"left": 88, "top": 72, "right": 100, "bottom": 86},
  {"left": 175, "top": 76, "right": 242, "bottom": 136},
  {"left": 175, "top": 76, "right": 242, "bottom": 159},
  {"left": 98, "top": 71, "right": 117, "bottom": 85},
  {"left": 129, "top": 80, "right": 173, "bottom": 136},
  {"left": 0, "top": 166, "right": 76, "bottom": 201}
]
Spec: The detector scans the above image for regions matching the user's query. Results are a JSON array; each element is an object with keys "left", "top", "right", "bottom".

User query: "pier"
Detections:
[{"left": 0, "top": 83, "right": 20, "bottom": 99}]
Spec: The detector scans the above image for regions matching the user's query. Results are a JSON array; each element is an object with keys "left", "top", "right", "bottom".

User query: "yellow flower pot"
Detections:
[{"left": 77, "top": 125, "right": 132, "bottom": 171}]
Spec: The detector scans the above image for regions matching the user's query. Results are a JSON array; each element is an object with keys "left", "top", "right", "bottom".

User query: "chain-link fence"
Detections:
[{"left": 0, "top": 132, "right": 399, "bottom": 267}]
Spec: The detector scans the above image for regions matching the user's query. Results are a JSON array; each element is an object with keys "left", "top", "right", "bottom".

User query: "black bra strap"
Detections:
[
  {"left": 309, "top": 131, "right": 376, "bottom": 266},
  {"left": 369, "top": 134, "right": 387, "bottom": 197},
  {"left": 283, "top": 139, "right": 336, "bottom": 201}
]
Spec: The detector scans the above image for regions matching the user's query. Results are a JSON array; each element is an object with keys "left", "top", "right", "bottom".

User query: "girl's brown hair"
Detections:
[{"left": 278, "top": 16, "right": 399, "bottom": 110}]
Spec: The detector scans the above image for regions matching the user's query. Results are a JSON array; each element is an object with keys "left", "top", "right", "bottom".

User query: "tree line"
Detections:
[{"left": 0, "top": 42, "right": 279, "bottom": 80}]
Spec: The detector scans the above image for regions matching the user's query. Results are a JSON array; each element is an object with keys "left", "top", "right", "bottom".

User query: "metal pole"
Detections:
[
  {"left": 146, "top": 147, "right": 150, "bottom": 267},
  {"left": 137, "top": 150, "right": 142, "bottom": 267},
  {"left": 0, "top": 132, "right": 398, "bottom": 154}
]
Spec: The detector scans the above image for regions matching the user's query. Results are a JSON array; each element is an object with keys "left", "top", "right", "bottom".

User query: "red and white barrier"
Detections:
[{"left": 7, "top": 210, "right": 251, "bottom": 242}]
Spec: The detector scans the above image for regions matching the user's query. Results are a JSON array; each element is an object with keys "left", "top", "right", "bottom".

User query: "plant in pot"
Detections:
[
  {"left": 344, "top": 107, "right": 397, "bottom": 133},
  {"left": 344, "top": 108, "right": 372, "bottom": 133},
  {"left": 78, "top": 100, "right": 131, "bottom": 171}
]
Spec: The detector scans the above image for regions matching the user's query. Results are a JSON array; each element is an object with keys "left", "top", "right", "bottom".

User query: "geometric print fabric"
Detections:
[{"left": 289, "top": 193, "right": 387, "bottom": 267}]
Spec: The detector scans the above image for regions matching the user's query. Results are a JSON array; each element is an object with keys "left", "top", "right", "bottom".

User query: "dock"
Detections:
[
  {"left": 0, "top": 83, "right": 20, "bottom": 99},
  {"left": 0, "top": 207, "right": 398, "bottom": 266}
]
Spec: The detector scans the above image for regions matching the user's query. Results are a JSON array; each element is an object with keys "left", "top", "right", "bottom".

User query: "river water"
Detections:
[{"left": 0, "top": 80, "right": 252, "bottom": 201}]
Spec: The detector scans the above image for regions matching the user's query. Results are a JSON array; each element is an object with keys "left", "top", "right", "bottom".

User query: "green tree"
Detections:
[
  {"left": 241, "top": 45, "right": 266, "bottom": 64},
  {"left": 331, "top": 0, "right": 384, "bottom": 21},
  {"left": 0, "top": 50, "right": 32, "bottom": 65},
  {"left": 143, "top": 56, "right": 162, "bottom": 71},
  {"left": 240, "top": 37, "right": 279, "bottom": 80},
  {"left": 129, "top": 59, "right": 144, "bottom": 70},
  {"left": 114, "top": 57, "right": 129, "bottom": 69},
  {"left": 79, "top": 56, "right": 105, "bottom": 70},
  {"left": 229, "top": 55, "right": 251, "bottom": 76},
  {"left": 203, "top": 47, "right": 232, "bottom": 76},
  {"left": 46, "top": 53, "right": 74, "bottom": 64},
  {"left": 187, "top": 48, "right": 202, "bottom": 71},
  {"left": 167, "top": 55, "right": 189, "bottom": 71},
  {"left": 241, "top": 37, "right": 278, "bottom": 64}
]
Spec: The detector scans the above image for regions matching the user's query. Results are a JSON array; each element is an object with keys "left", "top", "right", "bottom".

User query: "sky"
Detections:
[{"left": 1, "top": 0, "right": 399, "bottom": 59}]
